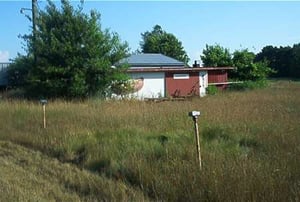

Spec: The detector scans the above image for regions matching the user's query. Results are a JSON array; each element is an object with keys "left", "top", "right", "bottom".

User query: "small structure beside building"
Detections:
[
  {"left": 0, "top": 63, "right": 10, "bottom": 89},
  {"left": 118, "top": 54, "right": 233, "bottom": 99}
]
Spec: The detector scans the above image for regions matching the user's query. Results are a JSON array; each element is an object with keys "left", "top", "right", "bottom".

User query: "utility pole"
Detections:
[
  {"left": 32, "top": 0, "right": 37, "bottom": 66},
  {"left": 20, "top": 0, "right": 38, "bottom": 65}
]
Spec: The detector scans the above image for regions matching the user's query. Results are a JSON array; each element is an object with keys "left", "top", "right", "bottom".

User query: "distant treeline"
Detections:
[{"left": 255, "top": 43, "right": 300, "bottom": 78}]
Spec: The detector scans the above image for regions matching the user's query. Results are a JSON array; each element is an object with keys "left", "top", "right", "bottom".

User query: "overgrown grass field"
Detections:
[{"left": 0, "top": 80, "right": 299, "bottom": 201}]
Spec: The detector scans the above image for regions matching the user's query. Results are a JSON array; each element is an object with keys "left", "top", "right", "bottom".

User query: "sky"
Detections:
[{"left": 0, "top": 1, "right": 300, "bottom": 66}]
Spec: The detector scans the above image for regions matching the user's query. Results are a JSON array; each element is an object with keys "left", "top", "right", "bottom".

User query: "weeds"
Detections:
[{"left": 0, "top": 80, "right": 299, "bottom": 201}]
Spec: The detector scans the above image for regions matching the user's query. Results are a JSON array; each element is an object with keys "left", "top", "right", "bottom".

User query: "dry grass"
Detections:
[
  {"left": 0, "top": 141, "right": 148, "bottom": 201},
  {"left": 0, "top": 80, "right": 299, "bottom": 201}
]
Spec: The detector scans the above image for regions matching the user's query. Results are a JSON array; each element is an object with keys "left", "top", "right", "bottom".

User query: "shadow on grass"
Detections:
[{"left": 202, "top": 126, "right": 260, "bottom": 151}]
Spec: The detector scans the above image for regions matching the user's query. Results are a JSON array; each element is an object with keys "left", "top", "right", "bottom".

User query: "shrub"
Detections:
[
  {"left": 206, "top": 85, "right": 218, "bottom": 95},
  {"left": 229, "top": 80, "right": 268, "bottom": 91}
]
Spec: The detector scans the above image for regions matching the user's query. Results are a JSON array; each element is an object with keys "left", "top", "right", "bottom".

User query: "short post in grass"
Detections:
[
  {"left": 40, "top": 99, "right": 47, "bottom": 129},
  {"left": 189, "top": 111, "right": 202, "bottom": 170}
]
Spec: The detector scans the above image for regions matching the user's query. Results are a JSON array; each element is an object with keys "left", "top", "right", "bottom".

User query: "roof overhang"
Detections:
[{"left": 127, "top": 67, "right": 235, "bottom": 73}]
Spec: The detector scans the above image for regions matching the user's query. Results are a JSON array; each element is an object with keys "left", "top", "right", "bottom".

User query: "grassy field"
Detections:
[{"left": 0, "top": 80, "right": 299, "bottom": 201}]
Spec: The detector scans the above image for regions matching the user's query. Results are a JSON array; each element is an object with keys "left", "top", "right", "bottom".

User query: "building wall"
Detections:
[
  {"left": 129, "top": 72, "right": 165, "bottom": 99},
  {"left": 127, "top": 68, "right": 231, "bottom": 99},
  {"left": 208, "top": 70, "right": 228, "bottom": 83},
  {"left": 165, "top": 72, "right": 200, "bottom": 97}
]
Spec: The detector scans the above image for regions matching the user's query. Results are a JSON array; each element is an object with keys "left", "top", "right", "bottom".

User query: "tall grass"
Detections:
[
  {"left": 0, "top": 80, "right": 299, "bottom": 201},
  {"left": 0, "top": 141, "right": 148, "bottom": 201}
]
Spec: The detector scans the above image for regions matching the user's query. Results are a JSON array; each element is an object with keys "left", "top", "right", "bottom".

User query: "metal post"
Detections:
[{"left": 189, "top": 111, "right": 202, "bottom": 170}]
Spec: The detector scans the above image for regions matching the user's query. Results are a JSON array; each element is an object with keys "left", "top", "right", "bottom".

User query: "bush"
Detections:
[
  {"left": 229, "top": 80, "right": 268, "bottom": 91},
  {"left": 206, "top": 85, "right": 218, "bottom": 95}
]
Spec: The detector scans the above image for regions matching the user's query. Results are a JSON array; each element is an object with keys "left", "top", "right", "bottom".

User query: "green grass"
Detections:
[
  {"left": 0, "top": 141, "right": 147, "bottom": 201},
  {"left": 0, "top": 80, "right": 300, "bottom": 201}
]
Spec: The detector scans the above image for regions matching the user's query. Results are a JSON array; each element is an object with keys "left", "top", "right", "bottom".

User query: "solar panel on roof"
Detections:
[{"left": 118, "top": 53, "right": 185, "bottom": 68}]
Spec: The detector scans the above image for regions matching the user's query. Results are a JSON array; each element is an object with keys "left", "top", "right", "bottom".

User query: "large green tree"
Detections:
[
  {"left": 255, "top": 44, "right": 300, "bottom": 78},
  {"left": 255, "top": 45, "right": 292, "bottom": 77},
  {"left": 201, "top": 44, "right": 232, "bottom": 67},
  {"left": 140, "top": 25, "right": 189, "bottom": 64},
  {"left": 231, "top": 49, "right": 274, "bottom": 81},
  {"left": 291, "top": 43, "right": 300, "bottom": 78},
  {"left": 9, "top": 0, "right": 129, "bottom": 98}
]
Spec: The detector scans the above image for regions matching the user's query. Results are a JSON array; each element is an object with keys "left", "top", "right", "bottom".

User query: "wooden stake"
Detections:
[
  {"left": 43, "top": 104, "right": 46, "bottom": 129},
  {"left": 40, "top": 99, "right": 48, "bottom": 129},
  {"left": 193, "top": 116, "right": 202, "bottom": 170}
]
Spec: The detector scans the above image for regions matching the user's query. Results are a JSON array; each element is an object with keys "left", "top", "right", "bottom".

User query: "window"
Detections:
[{"left": 173, "top": 74, "right": 189, "bottom": 79}]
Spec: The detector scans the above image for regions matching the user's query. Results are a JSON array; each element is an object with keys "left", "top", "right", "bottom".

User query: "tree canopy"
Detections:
[
  {"left": 140, "top": 25, "right": 189, "bottom": 64},
  {"left": 231, "top": 49, "right": 274, "bottom": 81},
  {"left": 9, "top": 0, "right": 129, "bottom": 98},
  {"left": 200, "top": 44, "right": 273, "bottom": 81},
  {"left": 255, "top": 44, "right": 300, "bottom": 78},
  {"left": 201, "top": 44, "right": 232, "bottom": 67}
]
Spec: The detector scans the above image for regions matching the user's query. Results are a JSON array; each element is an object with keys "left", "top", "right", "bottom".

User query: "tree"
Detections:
[
  {"left": 255, "top": 44, "right": 300, "bottom": 78},
  {"left": 290, "top": 43, "right": 300, "bottom": 78},
  {"left": 200, "top": 44, "right": 232, "bottom": 67},
  {"left": 9, "top": 0, "right": 129, "bottom": 98},
  {"left": 140, "top": 25, "right": 189, "bottom": 64},
  {"left": 232, "top": 49, "right": 274, "bottom": 81},
  {"left": 255, "top": 45, "right": 292, "bottom": 77},
  {"left": 7, "top": 54, "right": 32, "bottom": 89}
]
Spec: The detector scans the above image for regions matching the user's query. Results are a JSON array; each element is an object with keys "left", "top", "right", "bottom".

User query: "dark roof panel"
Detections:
[
  {"left": 119, "top": 54, "right": 185, "bottom": 68},
  {"left": 0, "top": 63, "right": 10, "bottom": 86}
]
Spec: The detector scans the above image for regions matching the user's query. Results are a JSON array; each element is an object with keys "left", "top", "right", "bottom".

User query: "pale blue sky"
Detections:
[{"left": 0, "top": 1, "right": 300, "bottom": 66}]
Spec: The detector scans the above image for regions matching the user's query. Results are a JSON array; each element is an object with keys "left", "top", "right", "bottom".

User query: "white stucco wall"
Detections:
[{"left": 129, "top": 72, "right": 165, "bottom": 99}]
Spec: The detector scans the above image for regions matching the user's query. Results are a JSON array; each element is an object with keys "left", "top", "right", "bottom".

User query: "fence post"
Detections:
[
  {"left": 189, "top": 111, "right": 202, "bottom": 170},
  {"left": 40, "top": 99, "right": 47, "bottom": 129}
]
